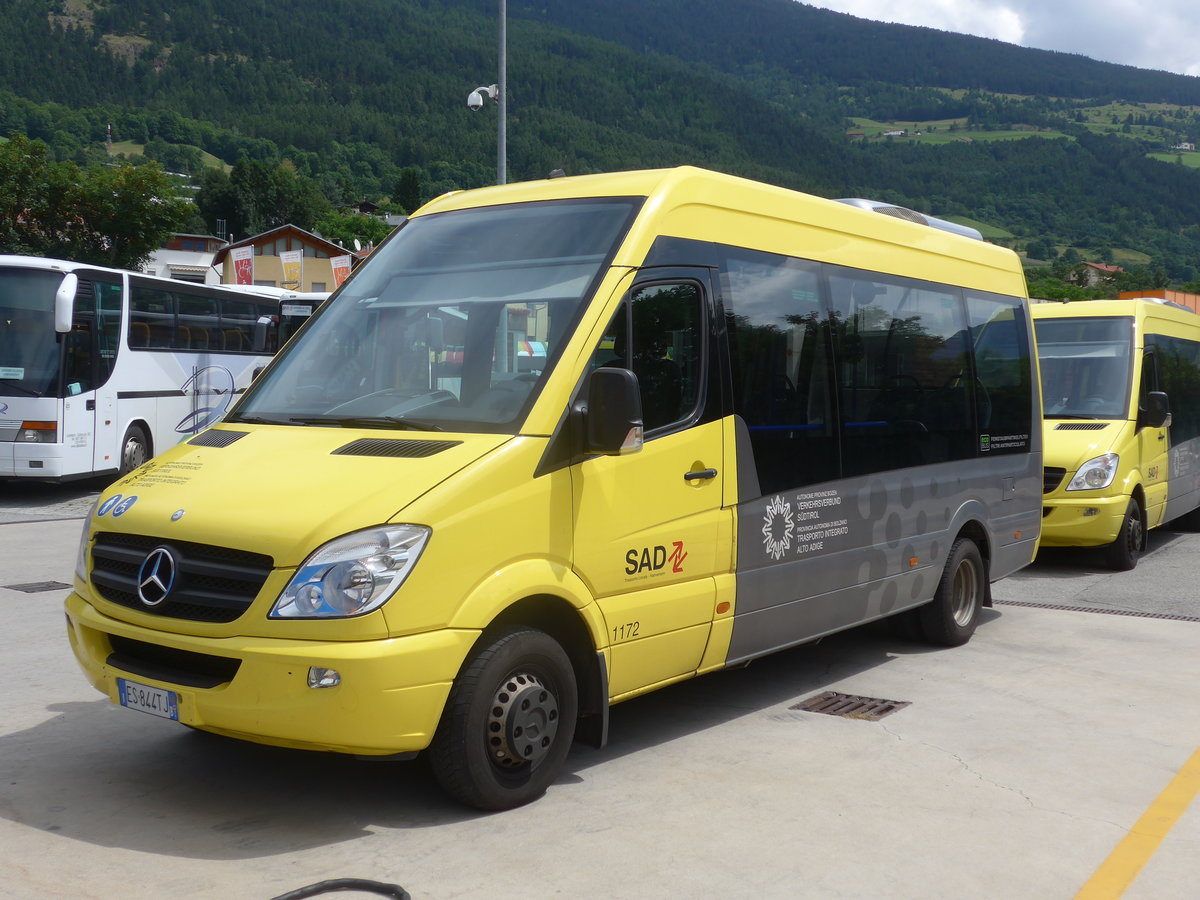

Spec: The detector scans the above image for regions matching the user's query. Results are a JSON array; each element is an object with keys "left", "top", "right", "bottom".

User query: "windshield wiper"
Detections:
[
  {"left": 227, "top": 414, "right": 294, "bottom": 425},
  {"left": 287, "top": 415, "right": 445, "bottom": 432}
]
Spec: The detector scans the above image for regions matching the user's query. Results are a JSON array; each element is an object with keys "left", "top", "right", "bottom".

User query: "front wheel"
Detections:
[
  {"left": 1103, "top": 499, "right": 1145, "bottom": 571},
  {"left": 919, "top": 537, "right": 985, "bottom": 646},
  {"left": 429, "top": 627, "right": 578, "bottom": 811},
  {"left": 118, "top": 425, "right": 150, "bottom": 475}
]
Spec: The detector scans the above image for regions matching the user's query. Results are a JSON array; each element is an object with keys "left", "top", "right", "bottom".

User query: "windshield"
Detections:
[
  {"left": 1034, "top": 315, "right": 1132, "bottom": 418},
  {"left": 233, "top": 197, "right": 640, "bottom": 433},
  {"left": 0, "top": 269, "right": 63, "bottom": 398}
]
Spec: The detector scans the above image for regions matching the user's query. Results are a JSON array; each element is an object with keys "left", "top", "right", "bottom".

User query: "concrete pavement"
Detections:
[{"left": 1, "top": 503, "right": 1198, "bottom": 899}]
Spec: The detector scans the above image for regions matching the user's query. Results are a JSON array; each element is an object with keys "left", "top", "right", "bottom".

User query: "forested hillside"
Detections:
[{"left": 3, "top": 0, "right": 1200, "bottom": 285}]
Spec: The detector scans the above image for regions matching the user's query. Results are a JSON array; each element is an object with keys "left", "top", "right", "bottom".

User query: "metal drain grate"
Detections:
[
  {"left": 995, "top": 599, "right": 1200, "bottom": 623},
  {"left": 3, "top": 581, "right": 72, "bottom": 593},
  {"left": 791, "top": 691, "right": 910, "bottom": 721}
]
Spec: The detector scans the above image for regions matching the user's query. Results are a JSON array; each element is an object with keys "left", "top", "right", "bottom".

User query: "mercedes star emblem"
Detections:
[{"left": 136, "top": 547, "right": 177, "bottom": 607}]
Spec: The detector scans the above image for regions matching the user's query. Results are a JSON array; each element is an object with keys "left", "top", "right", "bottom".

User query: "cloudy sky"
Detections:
[{"left": 803, "top": 1, "right": 1200, "bottom": 78}]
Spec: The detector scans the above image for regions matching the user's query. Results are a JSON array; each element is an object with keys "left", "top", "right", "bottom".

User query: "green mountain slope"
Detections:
[{"left": 3, "top": 0, "right": 1200, "bottom": 281}]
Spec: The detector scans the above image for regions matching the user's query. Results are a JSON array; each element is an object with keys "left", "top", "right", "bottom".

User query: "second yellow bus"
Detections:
[{"left": 1034, "top": 297, "right": 1200, "bottom": 569}]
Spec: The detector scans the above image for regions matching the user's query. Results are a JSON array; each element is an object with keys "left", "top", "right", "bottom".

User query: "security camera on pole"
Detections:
[{"left": 465, "top": 0, "right": 506, "bottom": 185}]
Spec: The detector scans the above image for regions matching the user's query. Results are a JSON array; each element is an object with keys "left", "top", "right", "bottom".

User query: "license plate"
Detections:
[{"left": 117, "top": 678, "right": 179, "bottom": 721}]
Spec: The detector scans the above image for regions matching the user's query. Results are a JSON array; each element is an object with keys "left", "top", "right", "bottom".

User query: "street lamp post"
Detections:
[
  {"left": 497, "top": 0, "right": 506, "bottom": 185},
  {"left": 467, "top": 0, "right": 506, "bottom": 185}
]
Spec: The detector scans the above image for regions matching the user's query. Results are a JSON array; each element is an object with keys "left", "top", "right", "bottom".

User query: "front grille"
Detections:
[
  {"left": 1044, "top": 467, "right": 1067, "bottom": 494},
  {"left": 91, "top": 532, "right": 273, "bottom": 623},
  {"left": 1055, "top": 422, "right": 1109, "bottom": 431},
  {"left": 107, "top": 634, "right": 241, "bottom": 688}
]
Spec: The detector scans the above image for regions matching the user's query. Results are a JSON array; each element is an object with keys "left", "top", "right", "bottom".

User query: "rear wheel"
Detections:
[
  {"left": 118, "top": 425, "right": 150, "bottom": 475},
  {"left": 429, "top": 627, "right": 578, "bottom": 811},
  {"left": 918, "top": 537, "right": 985, "bottom": 647},
  {"left": 1102, "top": 499, "right": 1144, "bottom": 571}
]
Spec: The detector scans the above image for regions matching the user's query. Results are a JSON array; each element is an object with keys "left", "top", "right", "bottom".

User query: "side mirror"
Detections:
[
  {"left": 1141, "top": 391, "right": 1171, "bottom": 429},
  {"left": 583, "top": 368, "right": 644, "bottom": 455},
  {"left": 54, "top": 273, "right": 78, "bottom": 334},
  {"left": 253, "top": 315, "right": 273, "bottom": 352}
]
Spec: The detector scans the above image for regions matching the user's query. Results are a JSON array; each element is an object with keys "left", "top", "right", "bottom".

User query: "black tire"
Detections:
[
  {"left": 429, "top": 627, "right": 578, "bottom": 811},
  {"left": 918, "top": 537, "right": 985, "bottom": 647},
  {"left": 1102, "top": 499, "right": 1144, "bottom": 571},
  {"left": 118, "top": 425, "right": 150, "bottom": 475}
]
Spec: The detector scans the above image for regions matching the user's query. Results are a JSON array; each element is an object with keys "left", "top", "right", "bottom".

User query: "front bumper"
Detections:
[
  {"left": 0, "top": 442, "right": 65, "bottom": 478},
  {"left": 65, "top": 592, "right": 478, "bottom": 755},
  {"left": 1039, "top": 493, "right": 1128, "bottom": 548}
]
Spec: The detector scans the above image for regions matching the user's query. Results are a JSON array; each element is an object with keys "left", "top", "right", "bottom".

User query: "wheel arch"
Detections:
[
  {"left": 117, "top": 418, "right": 154, "bottom": 474},
  {"left": 1129, "top": 481, "right": 1147, "bottom": 517},
  {"left": 447, "top": 563, "right": 609, "bottom": 750},
  {"left": 120, "top": 416, "right": 154, "bottom": 454},
  {"left": 485, "top": 594, "right": 608, "bottom": 748},
  {"left": 950, "top": 516, "right": 993, "bottom": 607}
]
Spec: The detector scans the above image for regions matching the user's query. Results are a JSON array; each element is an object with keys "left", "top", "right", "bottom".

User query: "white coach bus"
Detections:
[{"left": 0, "top": 255, "right": 288, "bottom": 481}]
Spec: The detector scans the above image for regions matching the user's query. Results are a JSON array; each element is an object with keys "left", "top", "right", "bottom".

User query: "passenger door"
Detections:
[
  {"left": 571, "top": 271, "right": 726, "bottom": 698},
  {"left": 1138, "top": 350, "right": 1169, "bottom": 527},
  {"left": 61, "top": 274, "right": 122, "bottom": 475}
]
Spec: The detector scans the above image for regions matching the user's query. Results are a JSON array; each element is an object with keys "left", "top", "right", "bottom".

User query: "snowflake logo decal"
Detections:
[{"left": 761, "top": 494, "right": 794, "bottom": 560}]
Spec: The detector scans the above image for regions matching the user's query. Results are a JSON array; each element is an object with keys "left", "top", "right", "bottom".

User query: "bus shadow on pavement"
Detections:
[
  {"left": 0, "top": 616, "right": 948, "bottom": 854},
  {"left": 567, "top": 616, "right": 974, "bottom": 776},
  {"left": 1018, "top": 527, "right": 1186, "bottom": 577}
]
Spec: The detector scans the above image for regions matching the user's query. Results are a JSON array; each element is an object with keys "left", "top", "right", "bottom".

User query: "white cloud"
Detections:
[{"left": 803, "top": 0, "right": 1200, "bottom": 78}]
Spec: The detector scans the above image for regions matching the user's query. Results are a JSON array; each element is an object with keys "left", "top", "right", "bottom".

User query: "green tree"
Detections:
[
  {"left": 312, "top": 210, "right": 394, "bottom": 249},
  {"left": 69, "top": 162, "right": 193, "bottom": 268},
  {"left": 230, "top": 159, "right": 332, "bottom": 235},
  {"left": 1024, "top": 238, "right": 1054, "bottom": 261},
  {"left": 0, "top": 134, "right": 74, "bottom": 256},
  {"left": 394, "top": 166, "right": 422, "bottom": 214},
  {"left": 0, "top": 133, "right": 187, "bottom": 268}
]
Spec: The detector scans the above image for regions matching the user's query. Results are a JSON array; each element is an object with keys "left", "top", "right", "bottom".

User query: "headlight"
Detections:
[
  {"left": 74, "top": 499, "right": 100, "bottom": 583},
  {"left": 19, "top": 421, "right": 57, "bottom": 442},
  {"left": 1067, "top": 452, "right": 1119, "bottom": 491},
  {"left": 270, "top": 525, "right": 431, "bottom": 619}
]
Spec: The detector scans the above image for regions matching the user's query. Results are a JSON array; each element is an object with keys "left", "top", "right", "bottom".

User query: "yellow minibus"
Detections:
[
  {"left": 66, "top": 167, "right": 1042, "bottom": 809},
  {"left": 1033, "top": 297, "right": 1200, "bottom": 569}
]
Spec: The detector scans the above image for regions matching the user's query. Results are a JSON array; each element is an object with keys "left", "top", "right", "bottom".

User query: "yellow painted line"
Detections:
[{"left": 1075, "top": 746, "right": 1200, "bottom": 899}]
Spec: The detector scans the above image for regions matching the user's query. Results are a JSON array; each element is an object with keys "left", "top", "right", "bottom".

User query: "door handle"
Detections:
[
  {"left": 683, "top": 468, "right": 718, "bottom": 481},
  {"left": 86, "top": 399, "right": 96, "bottom": 411}
]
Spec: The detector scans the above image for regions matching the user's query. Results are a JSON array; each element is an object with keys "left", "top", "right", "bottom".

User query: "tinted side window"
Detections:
[
  {"left": 64, "top": 278, "right": 124, "bottom": 394},
  {"left": 591, "top": 282, "right": 704, "bottom": 434},
  {"left": 219, "top": 297, "right": 259, "bottom": 352},
  {"left": 721, "top": 248, "right": 837, "bottom": 494},
  {"left": 130, "top": 286, "right": 176, "bottom": 348},
  {"left": 95, "top": 280, "right": 122, "bottom": 382},
  {"left": 177, "top": 292, "right": 218, "bottom": 350},
  {"left": 1148, "top": 334, "right": 1200, "bottom": 443},
  {"left": 966, "top": 291, "right": 1034, "bottom": 454},
  {"left": 829, "top": 270, "right": 974, "bottom": 475}
]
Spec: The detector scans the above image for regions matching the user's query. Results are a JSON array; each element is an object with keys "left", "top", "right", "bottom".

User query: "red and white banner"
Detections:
[
  {"left": 231, "top": 246, "right": 253, "bottom": 285},
  {"left": 331, "top": 254, "right": 352, "bottom": 287}
]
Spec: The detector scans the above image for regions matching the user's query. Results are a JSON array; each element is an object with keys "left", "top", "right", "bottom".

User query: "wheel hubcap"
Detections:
[
  {"left": 951, "top": 558, "right": 979, "bottom": 626},
  {"left": 487, "top": 673, "right": 559, "bottom": 769},
  {"left": 125, "top": 438, "right": 145, "bottom": 470},
  {"left": 1129, "top": 514, "right": 1144, "bottom": 553}
]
